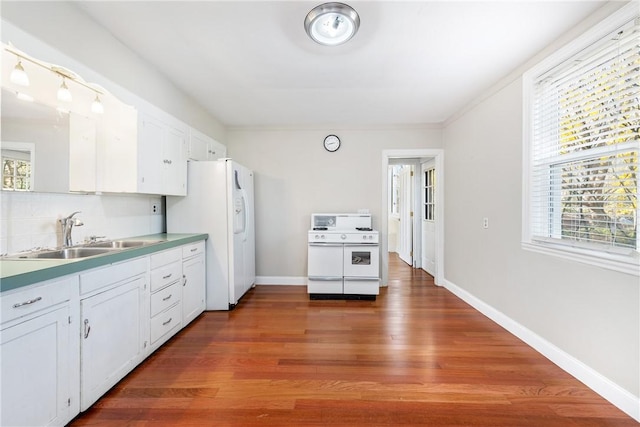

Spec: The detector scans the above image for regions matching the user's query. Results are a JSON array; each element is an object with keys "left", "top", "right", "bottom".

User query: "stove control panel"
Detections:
[{"left": 309, "top": 231, "right": 378, "bottom": 244}]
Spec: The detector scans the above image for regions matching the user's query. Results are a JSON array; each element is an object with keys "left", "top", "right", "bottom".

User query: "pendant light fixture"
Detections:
[
  {"left": 10, "top": 57, "right": 30, "bottom": 86},
  {"left": 57, "top": 78, "right": 72, "bottom": 102},
  {"left": 5, "top": 44, "right": 107, "bottom": 114},
  {"left": 304, "top": 2, "right": 360, "bottom": 46},
  {"left": 91, "top": 94, "right": 104, "bottom": 114}
]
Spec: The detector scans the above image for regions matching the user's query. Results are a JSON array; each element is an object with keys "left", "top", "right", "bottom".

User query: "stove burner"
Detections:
[{"left": 356, "top": 227, "right": 373, "bottom": 231}]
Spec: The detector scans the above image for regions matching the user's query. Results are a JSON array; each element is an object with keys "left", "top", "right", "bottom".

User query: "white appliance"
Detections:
[
  {"left": 167, "top": 159, "right": 256, "bottom": 310},
  {"left": 307, "top": 213, "right": 379, "bottom": 299}
]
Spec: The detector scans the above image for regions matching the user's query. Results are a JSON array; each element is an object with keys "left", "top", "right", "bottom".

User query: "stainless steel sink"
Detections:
[
  {"left": 86, "top": 240, "right": 163, "bottom": 249},
  {"left": 8, "top": 247, "right": 115, "bottom": 260},
  {"left": 4, "top": 239, "right": 166, "bottom": 260}
]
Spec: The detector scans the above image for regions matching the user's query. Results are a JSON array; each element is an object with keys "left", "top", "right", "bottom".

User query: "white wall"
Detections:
[
  {"left": 443, "top": 76, "right": 639, "bottom": 411},
  {"left": 227, "top": 127, "right": 442, "bottom": 280},
  {"left": 0, "top": 191, "right": 163, "bottom": 254}
]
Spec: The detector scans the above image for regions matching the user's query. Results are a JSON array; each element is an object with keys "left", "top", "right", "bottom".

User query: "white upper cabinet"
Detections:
[
  {"left": 188, "top": 127, "right": 226, "bottom": 161},
  {"left": 137, "top": 112, "right": 187, "bottom": 196},
  {"left": 100, "top": 110, "right": 187, "bottom": 196}
]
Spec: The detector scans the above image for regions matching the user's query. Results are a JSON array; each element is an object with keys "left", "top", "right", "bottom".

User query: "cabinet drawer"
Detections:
[
  {"left": 182, "top": 241, "right": 205, "bottom": 258},
  {"left": 1, "top": 276, "right": 77, "bottom": 324},
  {"left": 150, "top": 303, "right": 181, "bottom": 344},
  {"left": 151, "top": 282, "right": 180, "bottom": 317},
  {"left": 80, "top": 257, "right": 148, "bottom": 295},
  {"left": 150, "top": 260, "right": 182, "bottom": 292},
  {"left": 150, "top": 247, "right": 181, "bottom": 270}
]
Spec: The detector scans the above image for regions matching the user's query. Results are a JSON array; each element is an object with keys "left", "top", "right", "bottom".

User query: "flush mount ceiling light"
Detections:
[{"left": 304, "top": 2, "right": 360, "bottom": 46}]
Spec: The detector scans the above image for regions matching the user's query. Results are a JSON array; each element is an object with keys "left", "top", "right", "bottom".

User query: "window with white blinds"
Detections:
[{"left": 523, "top": 5, "right": 639, "bottom": 274}]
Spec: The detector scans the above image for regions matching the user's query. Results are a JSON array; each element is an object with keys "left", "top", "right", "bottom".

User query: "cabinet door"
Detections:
[
  {"left": 188, "top": 128, "right": 226, "bottom": 161},
  {"left": 98, "top": 105, "right": 138, "bottom": 193},
  {"left": 137, "top": 115, "right": 164, "bottom": 195},
  {"left": 182, "top": 253, "right": 205, "bottom": 325},
  {"left": 69, "top": 113, "right": 97, "bottom": 192},
  {"left": 162, "top": 126, "right": 187, "bottom": 196},
  {"left": 187, "top": 128, "right": 210, "bottom": 161},
  {"left": 1, "top": 304, "right": 71, "bottom": 427},
  {"left": 208, "top": 138, "right": 227, "bottom": 160},
  {"left": 80, "top": 275, "right": 146, "bottom": 411}
]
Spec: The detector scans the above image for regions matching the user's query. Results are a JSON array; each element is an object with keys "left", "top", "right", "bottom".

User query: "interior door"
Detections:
[
  {"left": 397, "top": 165, "right": 413, "bottom": 266},
  {"left": 421, "top": 161, "right": 436, "bottom": 276}
]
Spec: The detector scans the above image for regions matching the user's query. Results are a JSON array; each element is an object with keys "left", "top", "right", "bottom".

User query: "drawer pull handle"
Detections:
[
  {"left": 162, "top": 273, "right": 172, "bottom": 279},
  {"left": 13, "top": 296, "right": 42, "bottom": 308},
  {"left": 162, "top": 294, "right": 172, "bottom": 301},
  {"left": 84, "top": 319, "right": 91, "bottom": 339},
  {"left": 162, "top": 317, "right": 173, "bottom": 326},
  {"left": 190, "top": 248, "right": 197, "bottom": 252}
]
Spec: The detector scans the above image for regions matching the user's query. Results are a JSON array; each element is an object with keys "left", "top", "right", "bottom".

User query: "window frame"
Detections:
[
  {"left": 1, "top": 141, "right": 34, "bottom": 192},
  {"left": 522, "top": 3, "right": 639, "bottom": 276},
  {"left": 423, "top": 167, "right": 435, "bottom": 222}
]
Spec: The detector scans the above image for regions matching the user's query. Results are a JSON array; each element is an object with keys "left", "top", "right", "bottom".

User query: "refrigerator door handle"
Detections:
[{"left": 241, "top": 188, "right": 249, "bottom": 241}]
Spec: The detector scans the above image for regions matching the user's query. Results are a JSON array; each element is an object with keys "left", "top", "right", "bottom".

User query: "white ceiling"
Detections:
[{"left": 74, "top": 1, "right": 607, "bottom": 128}]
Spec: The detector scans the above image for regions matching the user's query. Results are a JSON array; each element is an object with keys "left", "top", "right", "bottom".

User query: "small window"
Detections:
[
  {"left": 424, "top": 168, "right": 435, "bottom": 221},
  {"left": 389, "top": 165, "right": 402, "bottom": 217},
  {"left": 2, "top": 152, "right": 32, "bottom": 191}
]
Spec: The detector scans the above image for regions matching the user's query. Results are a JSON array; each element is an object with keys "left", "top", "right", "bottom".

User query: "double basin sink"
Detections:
[{"left": 6, "top": 239, "right": 164, "bottom": 260}]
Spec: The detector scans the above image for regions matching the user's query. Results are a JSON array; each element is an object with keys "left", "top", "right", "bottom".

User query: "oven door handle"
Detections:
[
  {"left": 344, "top": 243, "right": 378, "bottom": 247},
  {"left": 308, "top": 276, "right": 343, "bottom": 281},
  {"left": 309, "top": 243, "right": 344, "bottom": 247}
]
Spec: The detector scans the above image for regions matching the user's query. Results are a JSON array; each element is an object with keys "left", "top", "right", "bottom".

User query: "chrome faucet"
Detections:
[{"left": 60, "top": 211, "right": 84, "bottom": 247}]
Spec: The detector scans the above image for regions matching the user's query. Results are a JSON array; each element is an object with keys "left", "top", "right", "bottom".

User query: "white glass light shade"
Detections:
[
  {"left": 91, "top": 95, "right": 104, "bottom": 114},
  {"left": 57, "top": 79, "right": 72, "bottom": 102},
  {"left": 305, "top": 3, "right": 360, "bottom": 46},
  {"left": 10, "top": 60, "right": 30, "bottom": 86}
]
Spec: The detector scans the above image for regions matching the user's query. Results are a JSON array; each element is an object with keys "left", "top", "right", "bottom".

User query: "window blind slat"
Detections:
[{"left": 528, "top": 15, "right": 639, "bottom": 252}]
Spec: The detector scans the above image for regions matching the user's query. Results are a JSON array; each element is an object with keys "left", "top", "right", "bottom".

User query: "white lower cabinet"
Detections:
[
  {"left": 79, "top": 257, "right": 148, "bottom": 411},
  {"left": 182, "top": 241, "right": 206, "bottom": 325},
  {"left": 0, "top": 276, "right": 79, "bottom": 427},
  {"left": 0, "top": 238, "right": 207, "bottom": 425},
  {"left": 149, "top": 247, "right": 183, "bottom": 352}
]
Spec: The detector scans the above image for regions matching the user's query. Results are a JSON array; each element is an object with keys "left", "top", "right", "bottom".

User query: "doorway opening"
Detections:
[
  {"left": 387, "top": 162, "right": 417, "bottom": 268},
  {"left": 381, "top": 149, "right": 444, "bottom": 288}
]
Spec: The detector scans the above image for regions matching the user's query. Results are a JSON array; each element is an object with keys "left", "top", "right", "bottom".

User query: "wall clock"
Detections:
[{"left": 323, "top": 134, "right": 341, "bottom": 152}]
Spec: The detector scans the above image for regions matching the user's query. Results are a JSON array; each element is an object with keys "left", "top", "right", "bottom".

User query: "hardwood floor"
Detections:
[{"left": 70, "top": 254, "right": 636, "bottom": 426}]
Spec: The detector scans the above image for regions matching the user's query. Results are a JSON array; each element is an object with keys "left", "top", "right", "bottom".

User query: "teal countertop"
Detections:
[{"left": 0, "top": 233, "right": 208, "bottom": 293}]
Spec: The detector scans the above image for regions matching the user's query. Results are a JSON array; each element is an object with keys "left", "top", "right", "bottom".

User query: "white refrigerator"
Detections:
[{"left": 167, "top": 159, "right": 256, "bottom": 310}]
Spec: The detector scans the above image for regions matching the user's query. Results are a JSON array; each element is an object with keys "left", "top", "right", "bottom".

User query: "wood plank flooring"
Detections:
[{"left": 70, "top": 254, "right": 637, "bottom": 426}]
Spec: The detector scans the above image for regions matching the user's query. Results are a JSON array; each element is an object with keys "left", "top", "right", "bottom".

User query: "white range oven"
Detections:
[{"left": 307, "top": 213, "right": 379, "bottom": 299}]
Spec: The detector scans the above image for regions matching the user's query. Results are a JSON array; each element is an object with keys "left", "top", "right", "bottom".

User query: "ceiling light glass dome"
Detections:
[{"left": 304, "top": 3, "right": 360, "bottom": 46}]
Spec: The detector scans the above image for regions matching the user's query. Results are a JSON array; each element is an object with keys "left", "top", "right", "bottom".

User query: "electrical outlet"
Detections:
[
  {"left": 482, "top": 217, "right": 489, "bottom": 229},
  {"left": 151, "top": 202, "right": 160, "bottom": 215}
]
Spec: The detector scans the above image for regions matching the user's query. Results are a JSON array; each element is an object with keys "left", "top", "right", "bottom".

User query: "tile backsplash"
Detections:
[{"left": 0, "top": 191, "right": 164, "bottom": 254}]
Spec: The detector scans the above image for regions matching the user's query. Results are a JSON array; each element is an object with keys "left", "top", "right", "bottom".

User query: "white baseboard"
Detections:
[
  {"left": 443, "top": 279, "right": 639, "bottom": 422},
  {"left": 255, "top": 276, "right": 306, "bottom": 286}
]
